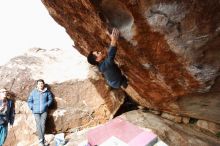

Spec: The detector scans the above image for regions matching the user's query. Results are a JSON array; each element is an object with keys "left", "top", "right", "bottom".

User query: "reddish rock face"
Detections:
[{"left": 41, "top": 0, "right": 220, "bottom": 123}]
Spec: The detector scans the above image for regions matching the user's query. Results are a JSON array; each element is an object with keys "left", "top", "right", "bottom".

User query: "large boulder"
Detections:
[
  {"left": 1, "top": 48, "right": 125, "bottom": 145},
  {"left": 41, "top": 0, "right": 220, "bottom": 124}
]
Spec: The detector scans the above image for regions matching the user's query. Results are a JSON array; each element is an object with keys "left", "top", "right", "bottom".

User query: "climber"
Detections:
[
  {"left": 87, "top": 28, "right": 128, "bottom": 89},
  {"left": 0, "top": 88, "right": 15, "bottom": 146},
  {"left": 27, "top": 79, "right": 53, "bottom": 146}
]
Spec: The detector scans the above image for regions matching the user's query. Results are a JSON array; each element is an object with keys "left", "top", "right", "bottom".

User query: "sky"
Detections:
[{"left": 0, "top": 0, "right": 80, "bottom": 65}]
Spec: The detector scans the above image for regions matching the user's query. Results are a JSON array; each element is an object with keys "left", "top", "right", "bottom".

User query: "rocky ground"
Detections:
[{"left": 17, "top": 110, "right": 220, "bottom": 146}]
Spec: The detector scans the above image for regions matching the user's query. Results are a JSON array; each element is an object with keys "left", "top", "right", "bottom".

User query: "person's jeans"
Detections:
[
  {"left": 0, "top": 124, "right": 8, "bottom": 146},
  {"left": 34, "top": 112, "right": 47, "bottom": 144}
]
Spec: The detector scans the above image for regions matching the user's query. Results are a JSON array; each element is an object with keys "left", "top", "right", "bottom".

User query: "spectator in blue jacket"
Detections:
[
  {"left": 87, "top": 28, "right": 128, "bottom": 89},
  {"left": 27, "top": 79, "right": 53, "bottom": 146},
  {"left": 0, "top": 88, "right": 15, "bottom": 146}
]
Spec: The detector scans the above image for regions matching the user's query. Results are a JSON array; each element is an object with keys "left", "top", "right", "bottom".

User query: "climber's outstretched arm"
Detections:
[{"left": 106, "top": 28, "right": 120, "bottom": 64}]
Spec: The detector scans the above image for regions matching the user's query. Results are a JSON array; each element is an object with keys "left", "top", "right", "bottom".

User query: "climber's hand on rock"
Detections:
[{"left": 110, "top": 28, "right": 119, "bottom": 46}]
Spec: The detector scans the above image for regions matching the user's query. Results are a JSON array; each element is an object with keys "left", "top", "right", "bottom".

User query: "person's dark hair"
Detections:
[
  {"left": 36, "top": 79, "right": 45, "bottom": 84},
  {"left": 87, "top": 51, "right": 99, "bottom": 65}
]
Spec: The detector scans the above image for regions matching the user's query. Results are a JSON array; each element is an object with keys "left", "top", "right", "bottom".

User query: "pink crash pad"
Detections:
[{"left": 87, "top": 117, "right": 158, "bottom": 146}]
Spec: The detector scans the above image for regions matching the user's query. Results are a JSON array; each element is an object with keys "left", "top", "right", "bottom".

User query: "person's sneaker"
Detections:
[
  {"left": 44, "top": 140, "right": 49, "bottom": 146},
  {"left": 39, "top": 139, "right": 44, "bottom": 146}
]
